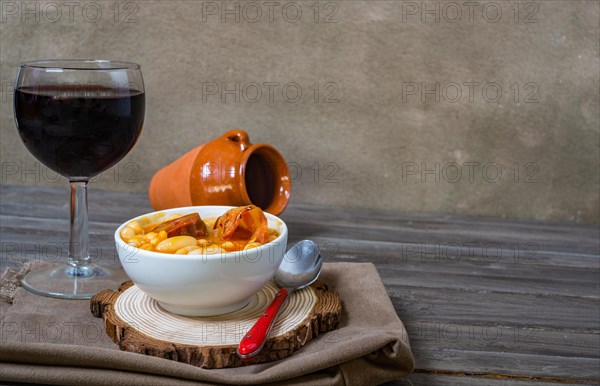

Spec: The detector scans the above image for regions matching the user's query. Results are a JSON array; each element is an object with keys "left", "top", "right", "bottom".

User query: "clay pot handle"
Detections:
[{"left": 223, "top": 129, "right": 251, "bottom": 151}]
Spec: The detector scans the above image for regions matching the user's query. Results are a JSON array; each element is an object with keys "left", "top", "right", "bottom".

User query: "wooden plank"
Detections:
[
  {"left": 282, "top": 205, "right": 600, "bottom": 253},
  {"left": 0, "top": 216, "right": 124, "bottom": 271},
  {"left": 289, "top": 236, "right": 600, "bottom": 269},
  {"left": 392, "top": 373, "right": 596, "bottom": 385},
  {"left": 388, "top": 285, "right": 599, "bottom": 330},
  {"left": 284, "top": 220, "right": 599, "bottom": 258},
  {"left": 283, "top": 203, "right": 599, "bottom": 235},
  {"left": 410, "top": 350, "right": 600, "bottom": 381},
  {"left": 0, "top": 184, "right": 153, "bottom": 225},
  {"left": 405, "top": 322, "right": 600, "bottom": 360},
  {"left": 376, "top": 263, "right": 600, "bottom": 298}
]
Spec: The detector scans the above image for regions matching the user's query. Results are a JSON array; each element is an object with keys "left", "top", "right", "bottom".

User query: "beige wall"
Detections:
[{"left": 1, "top": 1, "right": 598, "bottom": 222}]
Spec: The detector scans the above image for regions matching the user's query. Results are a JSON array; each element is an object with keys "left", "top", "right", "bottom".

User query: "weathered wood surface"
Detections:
[{"left": 1, "top": 183, "right": 599, "bottom": 385}]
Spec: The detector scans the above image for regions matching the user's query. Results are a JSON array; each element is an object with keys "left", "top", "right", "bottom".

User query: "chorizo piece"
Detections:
[
  {"left": 152, "top": 213, "right": 207, "bottom": 238},
  {"left": 213, "top": 205, "right": 269, "bottom": 244}
]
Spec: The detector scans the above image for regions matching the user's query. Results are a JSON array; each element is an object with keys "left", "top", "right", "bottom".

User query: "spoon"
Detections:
[{"left": 236, "top": 240, "right": 323, "bottom": 359}]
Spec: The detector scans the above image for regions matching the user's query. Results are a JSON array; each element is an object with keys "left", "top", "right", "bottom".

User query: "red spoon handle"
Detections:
[{"left": 237, "top": 288, "right": 289, "bottom": 359}]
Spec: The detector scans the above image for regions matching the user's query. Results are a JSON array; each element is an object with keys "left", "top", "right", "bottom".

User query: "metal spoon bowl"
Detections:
[{"left": 275, "top": 240, "right": 323, "bottom": 289}]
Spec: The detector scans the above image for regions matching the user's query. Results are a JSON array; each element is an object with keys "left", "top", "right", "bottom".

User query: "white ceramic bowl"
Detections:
[{"left": 115, "top": 206, "right": 288, "bottom": 316}]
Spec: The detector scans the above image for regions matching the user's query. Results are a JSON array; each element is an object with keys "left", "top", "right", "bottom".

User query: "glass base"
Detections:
[{"left": 21, "top": 263, "right": 127, "bottom": 299}]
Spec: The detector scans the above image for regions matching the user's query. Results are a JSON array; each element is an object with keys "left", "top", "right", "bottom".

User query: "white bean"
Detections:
[{"left": 156, "top": 236, "right": 198, "bottom": 253}]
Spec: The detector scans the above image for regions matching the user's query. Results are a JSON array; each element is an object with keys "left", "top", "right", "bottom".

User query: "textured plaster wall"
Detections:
[{"left": 1, "top": 1, "right": 598, "bottom": 222}]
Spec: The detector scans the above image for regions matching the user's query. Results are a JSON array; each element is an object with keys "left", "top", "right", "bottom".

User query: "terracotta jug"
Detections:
[{"left": 149, "top": 130, "right": 291, "bottom": 215}]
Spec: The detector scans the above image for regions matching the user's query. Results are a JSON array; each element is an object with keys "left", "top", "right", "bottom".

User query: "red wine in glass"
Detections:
[
  {"left": 15, "top": 85, "right": 144, "bottom": 177},
  {"left": 13, "top": 60, "right": 145, "bottom": 299}
]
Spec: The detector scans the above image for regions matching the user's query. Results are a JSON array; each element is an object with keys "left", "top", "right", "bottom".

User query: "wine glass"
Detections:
[{"left": 13, "top": 60, "right": 145, "bottom": 299}]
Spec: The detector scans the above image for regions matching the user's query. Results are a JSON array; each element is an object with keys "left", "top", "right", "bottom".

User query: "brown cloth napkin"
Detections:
[{"left": 0, "top": 262, "right": 414, "bottom": 385}]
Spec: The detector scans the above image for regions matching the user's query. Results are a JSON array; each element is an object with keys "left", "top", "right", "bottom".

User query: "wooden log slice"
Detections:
[{"left": 91, "top": 280, "right": 341, "bottom": 369}]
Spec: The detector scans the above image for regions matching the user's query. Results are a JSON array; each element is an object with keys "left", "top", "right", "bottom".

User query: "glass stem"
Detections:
[{"left": 68, "top": 179, "right": 91, "bottom": 273}]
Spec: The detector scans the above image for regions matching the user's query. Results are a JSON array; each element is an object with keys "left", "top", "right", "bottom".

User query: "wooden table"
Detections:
[{"left": 1, "top": 183, "right": 598, "bottom": 385}]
